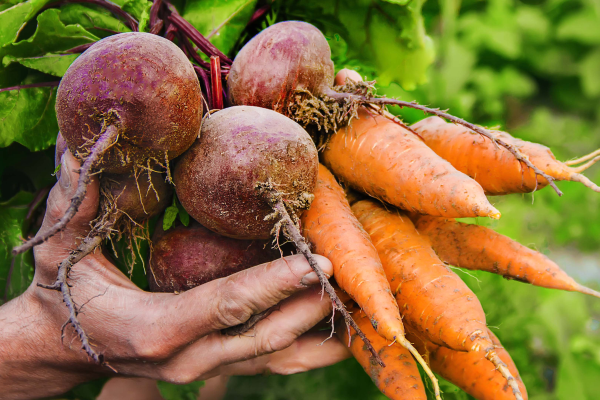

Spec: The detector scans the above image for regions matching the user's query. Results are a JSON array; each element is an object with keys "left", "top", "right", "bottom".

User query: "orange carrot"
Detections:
[
  {"left": 352, "top": 199, "right": 524, "bottom": 400},
  {"left": 405, "top": 325, "right": 528, "bottom": 400},
  {"left": 301, "top": 164, "right": 441, "bottom": 399},
  {"left": 412, "top": 116, "right": 600, "bottom": 195},
  {"left": 321, "top": 107, "right": 501, "bottom": 219},
  {"left": 337, "top": 301, "right": 427, "bottom": 400},
  {"left": 409, "top": 214, "right": 600, "bottom": 298}
]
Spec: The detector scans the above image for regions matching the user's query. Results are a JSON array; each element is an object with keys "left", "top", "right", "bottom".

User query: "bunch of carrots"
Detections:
[{"left": 300, "top": 70, "right": 600, "bottom": 400}]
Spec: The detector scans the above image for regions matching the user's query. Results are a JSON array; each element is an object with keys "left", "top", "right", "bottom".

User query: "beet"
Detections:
[
  {"left": 174, "top": 106, "right": 318, "bottom": 239},
  {"left": 15, "top": 32, "right": 202, "bottom": 255},
  {"left": 57, "top": 32, "right": 202, "bottom": 174},
  {"left": 227, "top": 21, "right": 334, "bottom": 112},
  {"left": 148, "top": 221, "right": 279, "bottom": 292},
  {"left": 104, "top": 171, "right": 172, "bottom": 222}
]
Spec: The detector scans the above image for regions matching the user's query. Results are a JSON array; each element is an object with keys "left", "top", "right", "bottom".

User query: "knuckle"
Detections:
[
  {"left": 158, "top": 369, "right": 199, "bottom": 385},
  {"left": 132, "top": 338, "right": 174, "bottom": 362},
  {"left": 258, "top": 330, "right": 294, "bottom": 354},
  {"left": 209, "top": 279, "right": 255, "bottom": 329}
]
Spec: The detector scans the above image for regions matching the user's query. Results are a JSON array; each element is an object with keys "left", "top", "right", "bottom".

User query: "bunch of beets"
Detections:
[{"left": 14, "top": 6, "right": 600, "bottom": 400}]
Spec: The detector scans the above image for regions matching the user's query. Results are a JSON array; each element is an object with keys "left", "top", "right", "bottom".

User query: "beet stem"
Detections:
[
  {"left": 270, "top": 196, "right": 385, "bottom": 367},
  {"left": 64, "top": 43, "right": 95, "bottom": 54},
  {"left": 149, "top": 0, "right": 163, "bottom": 31},
  {"left": 165, "top": 11, "right": 232, "bottom": 64},
  {"left": 38, "top": 232, "right": 106, "bottom": 364},
  {"left": 46, "top": 0, "right": 139, "bottom": 31},
  {"left": 327, "top": 91, "right": 564, "bottom": 197},
  {"left": 0, "top": 81, "right": 59, "bottom": 93},
  {"left": 13, "top": 125, "right": 120, "bottom": 255},
  {"left": 210, "top": 56, "right": 223, "bottom": 110}
]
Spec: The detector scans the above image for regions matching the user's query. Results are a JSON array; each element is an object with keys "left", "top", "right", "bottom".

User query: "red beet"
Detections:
[
  {"left": 15, "top": 32, "right": 202, "bottom": 255},
  {"left": 174, "top": 106, "right": 318, "bottom": 239},
  {"left": 148, "top": 221, "right": 279, "bottom": 292},
  {"left": 58, "top": 32, "right": 202, "bottom": 174},
  {"left": 227, "top": 21, "right": 334, "bottom": 112}
]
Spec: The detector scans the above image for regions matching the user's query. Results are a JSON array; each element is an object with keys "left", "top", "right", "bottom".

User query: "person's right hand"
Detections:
[{"left": 0, "top": 149, "right": 349, "bottom": 400}]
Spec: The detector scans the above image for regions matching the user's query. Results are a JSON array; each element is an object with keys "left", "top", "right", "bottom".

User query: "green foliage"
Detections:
[
  {"left": 157, "top": 380, "right": 204, "bottom": 400},
  {"left": 0, "top": 191, "right": 34, "bottom": 302},
  {"left": 184, "top": 0, "right": 257, "bottom": 56},
  {"left": 0, "top": 0, "right": 51, "bottom": 48}
]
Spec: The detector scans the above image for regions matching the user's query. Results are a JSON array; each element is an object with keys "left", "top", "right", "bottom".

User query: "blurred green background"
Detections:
[{"left": 1, "top": 0, "right": 599, "bottom": 399}]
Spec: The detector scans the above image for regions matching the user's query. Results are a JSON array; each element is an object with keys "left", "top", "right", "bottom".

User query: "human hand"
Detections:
[{"left": 0, "top": 148, "right": 350, "bottom": 400}]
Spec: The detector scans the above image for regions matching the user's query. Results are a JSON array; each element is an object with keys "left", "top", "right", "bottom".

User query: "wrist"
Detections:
[{"left": 0, "top": 290, "right": 99, "bottom": 399}]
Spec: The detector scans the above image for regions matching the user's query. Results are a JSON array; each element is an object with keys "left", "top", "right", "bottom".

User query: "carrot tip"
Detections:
[
  {"left": 398, "top": 337, "right": 442, "bottom": 400},
  {"left": 488, "top": 210, "right": 502, "bottom": 220},
  {"left": 576, "top": 284, "right": 600, "bottom": 299},
  {"left": 569, "top": 173, "right": 600, "bottom": 193}
]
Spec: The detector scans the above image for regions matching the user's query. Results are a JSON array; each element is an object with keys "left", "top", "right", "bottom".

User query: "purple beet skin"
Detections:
[
  {"left": 148, "top": 221, "right": 280, "bottom": 292},
  {"left": 57, "top": 32, "right": 203, "bottom": 174},
  {"left": 174, "top": 106, "right": 318, "bottom": 239},
  {"left": 227, "top": 21, "right": 335, "bottom": 112}
]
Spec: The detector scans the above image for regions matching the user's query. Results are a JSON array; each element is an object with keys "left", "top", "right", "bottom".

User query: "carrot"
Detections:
[
  {"left": 405, "top": 325, "right": 528, "bottom": 400},
  {"left": 412, "top": 116, "right": 600, "bottom": 195},
  {"left": 337, "top": 301, "right": 427, "bottom": 400},
  {"left": 409, "top": 214, "right": 600, "bottom": 298},
  {"left": 321, "top": 107, "right": 501, "bottom": 219},
  {"left": 301, "top": 164, "right": 441, "bottom": 399},
  {"left": 352, "top": 199, "right": 524, "bottom": 400}
]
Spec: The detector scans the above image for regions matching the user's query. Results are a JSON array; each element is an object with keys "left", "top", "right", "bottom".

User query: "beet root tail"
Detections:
[
  {"left": 263, "top": 187, "right": 385, "bottom": 367},
  {"left": 13, "top": 125, "right": 119, "bottom": 255}
]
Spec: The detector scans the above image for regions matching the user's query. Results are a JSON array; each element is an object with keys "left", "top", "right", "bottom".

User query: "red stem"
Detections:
[
  {"left": 0, "top": 81, "right": 60, "bottom": 93},
  {"left": 210, "top": 56, "right": 223, "bottom": 110}
]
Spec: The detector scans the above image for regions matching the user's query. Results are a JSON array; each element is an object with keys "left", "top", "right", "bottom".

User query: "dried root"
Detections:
[
  {"left": 257, "top": 181, "right": 385, "bottom": 367},
  {"left": 13, "top": 125, "right": 120, "bottom": 255}
]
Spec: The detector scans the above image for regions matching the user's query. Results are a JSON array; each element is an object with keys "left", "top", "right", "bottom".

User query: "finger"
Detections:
[
  {"left": 334, "top": 68, "right": 363, "bottom": 86},
  {"left": 55, "top": 131, "right": 67, "bottom": 180},
  {"left": 34, "top": 150, "right": 100, "bottom": 267},
  {"left": 132, "top": 254, "right": 333, "bottom": 359},
  {"left": 154, "top": 282, "right": 336, "bottom": 382},
  {"left": 219, "top": 331, "right": 351, "bottom": 376}
]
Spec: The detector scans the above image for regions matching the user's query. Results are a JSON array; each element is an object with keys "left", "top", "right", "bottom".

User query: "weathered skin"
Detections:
[
  {"left": 227, "top": 21, "right": 335, "bottom": 112},
  {"left": 57, "top": 32, "right": 202, "bottom": 173},
  {"left": 104, "top": 171, "right": 172, "bottom": 222},
  {"left": 148, "top": 221, "right": 279, "bottom": 292},
  {"left": 174, "top": 106, "right": 318, "bottom": 239}
]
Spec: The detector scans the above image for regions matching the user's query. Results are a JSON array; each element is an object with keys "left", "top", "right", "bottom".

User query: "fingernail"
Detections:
[
  {"left": 301, "top": 271, "right": 321, "bottom": 286},
  {"left": 59, "top": 154, "right": 71, "bottom": 189}
]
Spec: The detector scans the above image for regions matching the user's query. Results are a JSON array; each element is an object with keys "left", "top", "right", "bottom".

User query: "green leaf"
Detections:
[
  {"left": 0, "top": 191, "right": 34, "bottom": 303},
  {"left": 162, "top": 196, "right": 179, "bottom": 231},
  {"left": 0, "top": 0, "right": 52, "bottom": 48},
  {"left": 368, "top": 2, "right": 435, "bottom": 89},
  {"left": 0, "top": 85, "right": 59, "bottom": 151},
  {"left": 579, "top": 48, "right": 600, "bottom": 98},
  {"left": 157, "top": 381, "right": 204, "bottom": 400},
  {"left": 138, "top": 0, "right": 152, "bottom": 32},
  {"left": 3, "top": 53, "right": 79, "bottom": 77},
  {"left": 108, "top": 0, "right": 151, "bottom": 21},
  {"left": 0, "top": 9, "right": 99, "bottom": 61},
  {"left": 335, "top": 0, "right": 435, "bottom": 90},
  {"left": 557, "top": 10, "right": 600, "bottom": 45},
  {"left": 58, "top": 3, "right": 132, "bottom": 37},
  {"left": 184, "top": 0, "right": 258, "bottom": 55}
]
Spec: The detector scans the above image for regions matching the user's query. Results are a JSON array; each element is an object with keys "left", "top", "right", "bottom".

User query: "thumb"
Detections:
[
  {"left": 34, "top": 149, "right": 100, "bottom": 264},
  {"left": 334, "top": 69, "right": 363, "bottom": 86}
]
